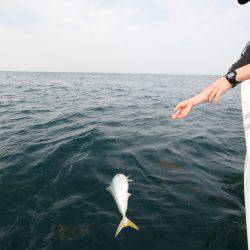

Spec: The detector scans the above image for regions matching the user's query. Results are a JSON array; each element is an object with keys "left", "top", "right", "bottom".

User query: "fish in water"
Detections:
[
  {"left": 160, "top": 161, "right": 184, "bottom": 172},
  {"left": 106, "top": 174, "right": 139, "bottom": 237}
]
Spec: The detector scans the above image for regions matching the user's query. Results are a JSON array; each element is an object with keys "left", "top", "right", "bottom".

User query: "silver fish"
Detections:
[{"left": 107, "top": 173, "right": 139, "bottom": 237}]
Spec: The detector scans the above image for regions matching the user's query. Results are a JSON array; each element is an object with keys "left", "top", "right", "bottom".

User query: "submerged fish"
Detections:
[
  {"left": 106, "top": 174, "right": 139, "bottom": 237},
  {"left": 160, "top": 161, "right": 185, "bottom": 172}
]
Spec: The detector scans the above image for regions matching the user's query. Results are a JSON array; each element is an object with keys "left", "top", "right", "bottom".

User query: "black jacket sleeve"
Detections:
[{"left": 228, "top": 41, "right": 250, "bottom": 72}]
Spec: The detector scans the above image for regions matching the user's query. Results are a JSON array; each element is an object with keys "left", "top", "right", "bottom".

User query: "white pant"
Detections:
[{"left": 241, "top": 80, "right": 250, "bottom": 248}]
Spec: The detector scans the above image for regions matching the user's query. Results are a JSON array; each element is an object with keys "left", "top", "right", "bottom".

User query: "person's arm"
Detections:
[
  {"left": 172, "top": 42, "right": 250, "bottom": 120},
  {"left": 235, "top": 63, "right": 250, "bottom": 82}
]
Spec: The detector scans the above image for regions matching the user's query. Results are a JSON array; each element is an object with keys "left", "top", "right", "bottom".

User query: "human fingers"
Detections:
[
  {"left": 171, "top": 113, "right": 179, "bottom": 120},
  {"left": 208, "top": 90, "right": 216, "bottom": 104},
  {"left": 172, "top": 108, "right": 181, "bottom": 119},
  {"left": 178, "top": 103, "right": 193, "bottom": 119},
  {"left": 172, "top": 101, "right": 189, "bottom": 119},
  {"left": 173, "top": 103, "right": 193, "bottom": 119},
  {"left": 173, "top": 101, "right": 187, "bottom": 112},
  {"left": 215, "top": 92, "right": 221, "bottom": 104}
]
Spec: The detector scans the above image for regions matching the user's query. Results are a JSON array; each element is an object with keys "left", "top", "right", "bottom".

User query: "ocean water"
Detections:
[{"left": 0, "top": 71, "right": 247, "bottom": 250}]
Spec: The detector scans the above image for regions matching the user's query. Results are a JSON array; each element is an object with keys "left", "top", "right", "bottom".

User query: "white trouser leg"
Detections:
[{"left": 241, "top": 80, "right": 250, "bottom": 249}]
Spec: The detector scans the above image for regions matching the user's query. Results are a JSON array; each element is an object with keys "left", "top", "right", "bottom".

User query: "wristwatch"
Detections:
[{"left": 225, "top": 70, "right": 241, "bottom": 88}]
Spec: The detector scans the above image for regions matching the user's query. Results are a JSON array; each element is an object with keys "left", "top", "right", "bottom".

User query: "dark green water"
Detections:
[{"left": 0, "top": 72, "right": 247, "bottom": 249}]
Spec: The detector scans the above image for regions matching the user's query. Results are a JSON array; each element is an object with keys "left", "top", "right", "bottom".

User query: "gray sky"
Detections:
[{"left": 0, "top": 0, "right": 249, "bottom": 74}]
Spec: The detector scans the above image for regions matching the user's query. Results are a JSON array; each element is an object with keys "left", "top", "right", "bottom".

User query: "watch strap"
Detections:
[{"left": 225, "top": 70, "right": 240, "bottom": 88}]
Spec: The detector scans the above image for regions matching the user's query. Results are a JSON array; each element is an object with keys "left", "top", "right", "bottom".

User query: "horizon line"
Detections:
[{"left": 0, "top": 70, "right": 220, "bottom": 77}]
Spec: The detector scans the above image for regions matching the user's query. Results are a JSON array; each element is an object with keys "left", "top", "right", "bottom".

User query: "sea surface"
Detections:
[{"left": 0, "top": 72, "right": 247, "bottom": 250}]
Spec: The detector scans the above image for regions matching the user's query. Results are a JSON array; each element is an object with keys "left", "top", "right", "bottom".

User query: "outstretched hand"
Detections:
[{"left": 172, "top": 77, "right": 232, "bottom": 120}]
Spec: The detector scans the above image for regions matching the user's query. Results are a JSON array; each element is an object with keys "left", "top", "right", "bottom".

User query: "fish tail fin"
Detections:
[
  {"left": 126, "top": 217, "right": 139, "bottom": 231},
  {"left": 115, "top": 217, "right": 139, "bottom": 237}
]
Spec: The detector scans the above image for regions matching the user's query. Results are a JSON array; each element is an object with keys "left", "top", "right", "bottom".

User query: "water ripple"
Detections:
[{"left": 0, "top": 72, "right": 246, "bottom": 250}]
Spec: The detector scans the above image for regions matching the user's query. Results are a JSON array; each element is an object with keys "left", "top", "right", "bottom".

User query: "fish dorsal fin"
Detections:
[
  {"left": 127, "top": 192, "right": 131, "bottom": 197},
  {"left": 106, "top": 186, "right": 112, "bottom": 194},
  {"left": 127, "top": 175, "right": 133, "bottom": 182}
]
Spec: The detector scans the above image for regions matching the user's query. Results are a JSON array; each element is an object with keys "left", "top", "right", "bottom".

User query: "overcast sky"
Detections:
[{"left": 0, "top": 0, "right": 249, "bottom": 74}]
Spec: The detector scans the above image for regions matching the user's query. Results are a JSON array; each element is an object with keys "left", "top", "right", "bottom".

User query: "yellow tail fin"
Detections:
[{"left": 115, "top": 217, "right": 139, "bottom": 237}]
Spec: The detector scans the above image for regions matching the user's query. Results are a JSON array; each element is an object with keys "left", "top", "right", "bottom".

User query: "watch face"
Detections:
[{"left": 227, "top": 72, "right": 235, "bottom": 79}]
